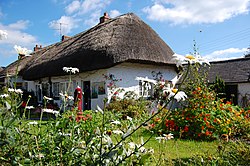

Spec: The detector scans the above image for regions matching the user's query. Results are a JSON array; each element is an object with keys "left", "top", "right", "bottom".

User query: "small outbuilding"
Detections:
[{"left": 208, "top": 56, "right": 250, "bottom": 107}]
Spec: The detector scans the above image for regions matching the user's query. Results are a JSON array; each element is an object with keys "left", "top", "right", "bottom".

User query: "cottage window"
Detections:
[
  {"left": 42, "top": 83, "right": 50, "bottom": 97},
  {"left": 52, "top": 82, "right": 59, "bottom": 97},
  {"left": 23, "top": 82, "right": 28, "bottom": 91},
  {"left": 139, "top": 80, "right": 154, "bottom": 98},
  {"left": 59, "top": 82, "right": 74, "bottom": 96},
  {"left": 35, "top": 84, "right": 42, "bottom": 103},
  {"left": 16, "top": 82, "right": 22, "bottom": 89},
  {"left": 59, "top": 83, "right": 67, "bottom": 94}
]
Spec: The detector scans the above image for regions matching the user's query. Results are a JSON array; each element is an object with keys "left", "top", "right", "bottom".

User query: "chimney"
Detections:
[
  {"left": 99, "top": 12, "right": 110, "bottom": 24},
  {"left": 61, "top": 35, "right": 71, "bottom": 42},
  {"left": 34, "top": 44, "right": 42, "bottom": 51}
]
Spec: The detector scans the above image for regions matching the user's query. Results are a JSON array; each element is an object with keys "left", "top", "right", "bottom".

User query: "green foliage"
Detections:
[
  {"left": 0, "top": 105, "right": 155, "bottom": 165},
  {"left": 210, "top": 76, "right": 226, "bottom": 99},
  {"left": 105, "top": 97, "right": 150, "bottom": 119}
]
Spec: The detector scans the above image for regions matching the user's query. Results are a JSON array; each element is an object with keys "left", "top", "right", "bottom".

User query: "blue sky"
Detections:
[{"left": 0, "top": 0, "right": 250, "bottom": 67}]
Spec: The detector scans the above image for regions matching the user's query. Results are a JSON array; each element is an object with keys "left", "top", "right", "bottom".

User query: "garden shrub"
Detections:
[
  {"left": 154, "top": 53, "right": 250, "bottom": 141},
  {"left": 105, "top": 97, "right": 151, "bottom": 121}
]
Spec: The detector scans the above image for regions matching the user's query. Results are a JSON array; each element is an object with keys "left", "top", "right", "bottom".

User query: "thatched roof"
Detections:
[
  {"left": 0, "top": 56, "right": 31, "bottom": 78},
  {"left": 208, "top": 57, "right": 250, "bottom": 83},
  {"left": 22, "top": 13, "right": 174, "bottom": 80}
]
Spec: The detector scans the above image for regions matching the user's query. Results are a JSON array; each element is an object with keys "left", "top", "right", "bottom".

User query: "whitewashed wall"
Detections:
[
  {"left": 107, "top": 62, "right": 177, "bottom": 100},
  {"left": 238, "top": 83, "right": 250, "bottom": 107},
  {"left": 28, "top": 62, "right": 177, "bottom": 110}
]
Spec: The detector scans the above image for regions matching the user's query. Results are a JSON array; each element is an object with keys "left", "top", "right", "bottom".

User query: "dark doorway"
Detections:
[
  {"left": 83, "top": 81, "right": 91, "bottom": 110},
  {"left": 225, "top": 84, "right": 238, "bottom": 105}
]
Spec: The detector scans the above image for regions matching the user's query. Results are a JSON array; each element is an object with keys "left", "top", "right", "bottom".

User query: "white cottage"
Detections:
[{"left": 1, "top": 13, "right": 177, "bottom": 110}]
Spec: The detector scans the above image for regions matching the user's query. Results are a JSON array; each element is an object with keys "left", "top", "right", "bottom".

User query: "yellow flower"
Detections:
[
  {"left": 172, "top": 88, "right": 178, "bottom": 93},
  {"left": 185, "top": 55, "right": 196, "bottom": 60},
  {"left": 173, "top": 53, "right": 210, "bottom": 67},
  {"left": 217, "top": 119, "right": 221, "bottom": 124},
  {"left": 235, "top": 112, "right": 241, "bottom": 116},
  {"left": 228, "top": 128, "right": 232, "bottom": 135}
]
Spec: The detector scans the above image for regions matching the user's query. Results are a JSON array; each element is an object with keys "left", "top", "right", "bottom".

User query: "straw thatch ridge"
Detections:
[
  {"left": 23, "top": 13, "right": 174, "bottom": 80},
  {"left": 0, "top": 56, "right": 31, "bottom": 77},
  {"left": 208, "top": 56, "right": 250, "bottom": 83},
  {"left": 0, "top": 45, "right": 53, "bottom": 78}
]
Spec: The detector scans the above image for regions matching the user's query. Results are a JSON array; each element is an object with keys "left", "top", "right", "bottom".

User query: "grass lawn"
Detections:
[
  {"left": 131, "top": 130, "right": 219, "bottom": 165},
  {"left": 145, "top": 139, "right": 218, "bottom": 160}
]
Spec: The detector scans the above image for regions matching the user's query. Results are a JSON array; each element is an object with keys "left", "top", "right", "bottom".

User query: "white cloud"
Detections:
[
  {"left": 65, "top": 0, "right": 81, "bottom": 15},
  {"left": 143, "top": 0, "right": 250, "bottom": 25},
  {"left": 110, "top": 10, "right": 121, "bottom": 18},
  {"left": 0, "top": 21, "right": 38, "bottom": 64},
  {"left": 7, "top": 20, "right": 30, "bottom": 30},
  {"left": 49, "top": 16, "right": 80, "bottom": 35},
  {"left": 83, "top": 9, "right": 120, "bottom": 27},
  {"left": 49, "top": 0, "right": 113, "bottom": 33},
  {"left": 0, "top": 21, "right": 37, "bottom": 48},
  {"left": 84, "top": 10, "right": 102, "bottom": 27},
  {"left": 55, "top": 0, "right": 114, "bottom": 29},
  {"left": 3, "top": 29, "right": 37, "bottom": 46},
  {"left": 64, "top": 0, "right": 112, "bottom": 16},
  {"left": 79, "top": 0, "right": 112, "bottom": 15},
  {"left": 204, "top": 47, "right": 248, "bottom": 61}
]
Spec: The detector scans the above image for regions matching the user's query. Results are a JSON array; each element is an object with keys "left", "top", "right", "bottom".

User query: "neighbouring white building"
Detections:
[{"left": 208, "top": 56, "right": 250, "bottom": 107}]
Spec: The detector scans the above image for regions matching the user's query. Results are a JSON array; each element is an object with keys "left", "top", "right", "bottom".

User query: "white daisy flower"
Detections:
[
  {"left": 0, "top": 94, "right": 9, "bottom": 98},
  {"left": 62, "top": 67, "right": 79, "bottom": 74},
  {"left": 58, "top": 132, "right": 71, "bottom": 136},
  {"left": 172, "top": 53, "right": 210, "bottom": 67},
  {"left": 68, "top": 96, "right": 74, "bottom": 100},
  {"left": 155, "top": 133, "right": 174, "bottom": 142},
  {"left": 25, "top": 106, "right": 34, "bottom": 109},
  {"left": 43, "top": 96, "right": 53, "bottom": 101},
  {"left": 162, "top": 75, "right": 187, "bottom": 102},
  {"left": 113, "top": 130, "right": 123, "bottom": 135},
  {"left": 111, "top": 120, "right": 121, "bottom": 125},
  {"left": 127, "top": 116, "right": 132, "bottom": 121},
  {"left": 15, "top": 89, "right": 23, "bottom": 94},
  {"left": 28, "top": 121, "right": 38, "bottom": 125},
  {"left": 42, "top": 109, "right": 54, "bottom": 113},
  {"left": 8, "top": 88, "right": 15, "bottom": 92},
  {"left": 14, "top": 45, "right": 32, "bottom": 56},
  {"left": 52, "top": 110, "right": 60, "bottom": 114}
]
